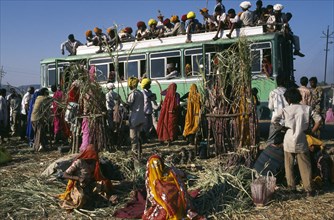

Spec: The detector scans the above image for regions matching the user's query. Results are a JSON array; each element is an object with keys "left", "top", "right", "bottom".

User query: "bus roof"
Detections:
[{"left": 40, "top": 26, "right": 279, "bottom": 64}]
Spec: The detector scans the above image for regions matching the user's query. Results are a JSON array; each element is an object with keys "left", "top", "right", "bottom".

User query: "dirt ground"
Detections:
[{"left": 1, "top": 122, "right": 334, "bottom": 220}]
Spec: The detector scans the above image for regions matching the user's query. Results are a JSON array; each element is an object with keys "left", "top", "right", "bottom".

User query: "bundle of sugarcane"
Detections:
[
  {"left": 60, "top": 63, "right": 108, "bottom": 152},
  {"left": 204, "top": 38, "right": 258, "bottom": 154}
]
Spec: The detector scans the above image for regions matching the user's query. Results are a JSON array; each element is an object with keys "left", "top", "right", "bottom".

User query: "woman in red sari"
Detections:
[
  {"left": 157, "top": 83, "right": 180, "bottom": 145},
  {"left": 142, "top": 155, "right": 205, "bottom": 220},
  {"left": 58, "top": 144, "right": 112, "bottom": 211}
]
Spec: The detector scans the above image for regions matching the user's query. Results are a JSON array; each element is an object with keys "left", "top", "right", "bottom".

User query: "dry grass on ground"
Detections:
[{"left": 1, "top": 127, "right": 334, "bottom": 220}]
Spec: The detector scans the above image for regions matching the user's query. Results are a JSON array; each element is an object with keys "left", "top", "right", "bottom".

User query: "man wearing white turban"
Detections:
[
  {"left": 267, "top": 4, "right": 286, "bottom": 32},
  {"left": 239, "top": 1, "right": 254, "bottom": 27}
]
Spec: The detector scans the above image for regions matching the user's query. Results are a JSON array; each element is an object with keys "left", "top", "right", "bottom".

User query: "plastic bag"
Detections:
[{"left": 251, "top": 171, "right": 276, "bottom": 207}]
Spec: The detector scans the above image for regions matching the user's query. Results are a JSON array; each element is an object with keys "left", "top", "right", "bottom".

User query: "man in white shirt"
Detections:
[
  {"left": 239, "top": 1, "right": 254, "bottom": 27},
  {"left": 20, "top": 86, "right": 34, "bottom": 140},
  {"left": 60, "top": 34, "right": 82, "bottom": 55},
  {"left": 267, "top": 75, "right": 288, "bottom": 144},
  {"left": 127, "top": 77, "right": 145, "bottom": 158},
  {"left": 272, "top": 87, "right": 313, "bottom": 196},
  {"left": 165, "top": 63, "right": 179, "bottom": 79}
]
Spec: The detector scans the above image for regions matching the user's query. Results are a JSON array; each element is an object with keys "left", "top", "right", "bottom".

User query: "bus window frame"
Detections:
[
  {"left": 249, "top": 42, "right": 272, "bottom": 76},
  {"left": 149, "top": 50, "right": 181, "bottom": 79},
  {"left": 90, "top": 54, "right": 146, "bottom": 82}
]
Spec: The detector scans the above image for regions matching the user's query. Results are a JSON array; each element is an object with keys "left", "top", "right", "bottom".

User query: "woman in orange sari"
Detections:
[
  {"left": 157, "top": 83, "right": 180, "bottom": 145},
  {"left": 142, "top": 155, "right": 205, "bottom": 220},
  {"left": 183, "top": 84, "right": 201, "bottom": 145},
  {"left": 58, "top": 144, "right": 112, "bottom": 211}
]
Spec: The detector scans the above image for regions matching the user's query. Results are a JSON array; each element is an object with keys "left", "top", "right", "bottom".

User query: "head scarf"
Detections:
[
  {"left": 170, "top": 15, "right": 179, "bottom": 23},
  {"left": 163, "top": 18, "right": 171, "bottom": 26},
  {"left": 187, "top": 11, "right": 196, "bottom": 19},
  {"left": 106, "top": 83, "right": 115, "bottom": 90},
  {"left": 107, "top": 27, "right": 115, "bottom": 34},
  {"left": 58, "top": 144, "right": 108, "bottom": 200},
  {"left": 148, "top": 18, "right": 157, "bottom": 27},
  {"left": 137, "top": 21, "right": 146, "bottom": 28},
  {"left": 141, "top": 78, "right": 151, "bottom": 89},
  {"left": 273, "top": 4, "right": 284, "bottom": 11},
  {"left": 144, "top": 155, "right": 187, "bottom": 219},
  {"left": 85, "top": 30, "right": 92, "bottom": 37},
  {"left": 128, "top": 77, "right": 139, "bottom": 89},
  {"left": 125, "top": 27, "right": 133, "bottom": 34},
  {"left": 183, "top": 84, "right": 201, "bottom": 137},
  {"left": 200, "top": 8, "right": 208, "bottom": 13},
  {"left": 94, "top": 27, "right": 102, "bottom": 34},
  {"left": 240, "top": 1, "right": 252, "bottom": 9}
]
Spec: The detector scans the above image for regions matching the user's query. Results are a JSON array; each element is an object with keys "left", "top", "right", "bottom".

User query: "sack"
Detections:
[
  {"left": 325, "top": 108, "right": 334, "bottom": 124},
  {"left": 251, "top": 171, "right": 276, "bottom": 207},
  {"left": 64, "top": 102, "right": 79, "bottom": 123}
]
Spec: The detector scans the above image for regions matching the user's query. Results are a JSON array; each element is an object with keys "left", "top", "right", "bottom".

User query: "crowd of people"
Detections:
[
  {"left": 254, "top": 75, "right": 332, "bottom": 197},
  {"left": 60, "top": 0, "right": 304, "bottom": 57},
  {"left": 1, "top": 74, "right": 332, "bottom": 215}
]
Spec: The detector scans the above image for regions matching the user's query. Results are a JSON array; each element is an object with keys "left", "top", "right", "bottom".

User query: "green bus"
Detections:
[{"left": 40, "top": 26, "right": 294, "bottom": 109}]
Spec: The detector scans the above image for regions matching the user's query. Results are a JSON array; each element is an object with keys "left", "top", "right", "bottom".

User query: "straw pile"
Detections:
[{"left": 1, "top": 138, "right": 334, "bottom": 219}]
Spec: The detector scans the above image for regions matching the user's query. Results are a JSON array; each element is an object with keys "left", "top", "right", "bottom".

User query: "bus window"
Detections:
[
  {"left": 95, "top": 64, "right": 108, "bottom": 82},
  {"left": 140, "top": 60, "right": 146, "bottom": 78},
  {"left": 48, "top": 69, "right": 56, "bottom": 87},
  {"left": 127, "top": 61, "right": 138, "bottom": 78},
  {"left": 151, "top": 59, "right": 165, "bottom": 78},
  {"left": 118, "top": 62, "right": 125, "bottom": 81},
  {"left": 250, "top": 42, "right": 272, "bottom": 77},
  {"left": 150, "top": 50, "right": 181, "bottom": 79},
  {"left": 185, "top": 54, "right": 209, "bottom": 77}
]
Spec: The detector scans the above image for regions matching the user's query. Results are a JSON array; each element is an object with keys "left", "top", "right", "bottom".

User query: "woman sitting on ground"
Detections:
[
  {"left": 58, "top": 144, "right": 113, "bottom": 211},
  {"left": 143, "top": 154, "right": 206, "bottom": 220}
]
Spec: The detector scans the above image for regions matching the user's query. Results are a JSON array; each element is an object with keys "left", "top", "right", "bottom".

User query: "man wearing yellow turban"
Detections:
[
  {"left": 141, "top": 78, "right": 158, "bottom": 142},
  {"left": 164, "top": 15, "right": 186, "bottom": 37},
  {"left": 127, "top": 77, "right": 145, "bottom": 158}
]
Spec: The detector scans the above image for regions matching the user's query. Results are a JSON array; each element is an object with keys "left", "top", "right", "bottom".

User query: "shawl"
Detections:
[
  {"left": 157, "top": 83, "right": 178, "bottom": 141},
  {"left": 143, "top": 155, "right": 187, "bottom": 220},
  {"left": 183, "top": 84, "right": 201, "bottom": 137}
]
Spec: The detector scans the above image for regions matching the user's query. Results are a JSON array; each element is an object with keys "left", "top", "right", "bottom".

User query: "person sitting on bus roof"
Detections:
[
  {"left": 262, "top": 4, "right": 274, "bottom": 24},
  {"left": 181, "top": 13, "right": 187, "bottom": 27},
  {"left": 283, "top": 12, "right": 305, "bottom": 57},
  {"left": 106, "top": 27, "right": 120, "bottom": 50},
  {"left": 157, "top": 13, "right": 164, "bottom": 29},
  {"left": 266, "top": 4, "right": 286, "bottom": 32},
  {"left": 93, "top": 27, "right": 109, "bottom": 53},
  {"left": 185, "top": 11, "right": 197, "bottom": 43},
  {"left": 225, "top": 8, "right": 241, "bottom": 39},
  {"left": 252, "top": 0, "right": 266, "bottom": 25},
  {"left": 61, "top": 34, "right": 82, "bottom": 56},
  {"left": 200, "top": 8, "right": 217, "bottom": 32},
  {"left": 213, "top": 0, "right": 226, "bottom": 20},
  {"left": 164, "top": 15, "right": 186, "bottom": 37},
  {"left": 85, "top": 30, "right": 98, "bottom": 47},
  {"left": 165, "top": 63, "right": 179, "bottom": 79},
  {"left": 162, "top": 18, "right": 174, "bottom": 35},
  {"left": 239, "top": 1, "right": 254, "bottom": 27},
  {"left": 212, "top": 6, "right": 227, "bottom": 41},
  {"left": 136, "top": 21, "right": 149, "bottom": 41},
  {"left": 118, "top": 27, "right": 136, "bottom": 42},
  {"left": 147, "top": 19, "right": 163, "bottom": 39}
]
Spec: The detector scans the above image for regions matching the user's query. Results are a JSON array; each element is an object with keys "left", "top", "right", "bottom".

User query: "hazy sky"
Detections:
[{"left": 1, "top": 0, "right": 333, "bottom": 87}]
